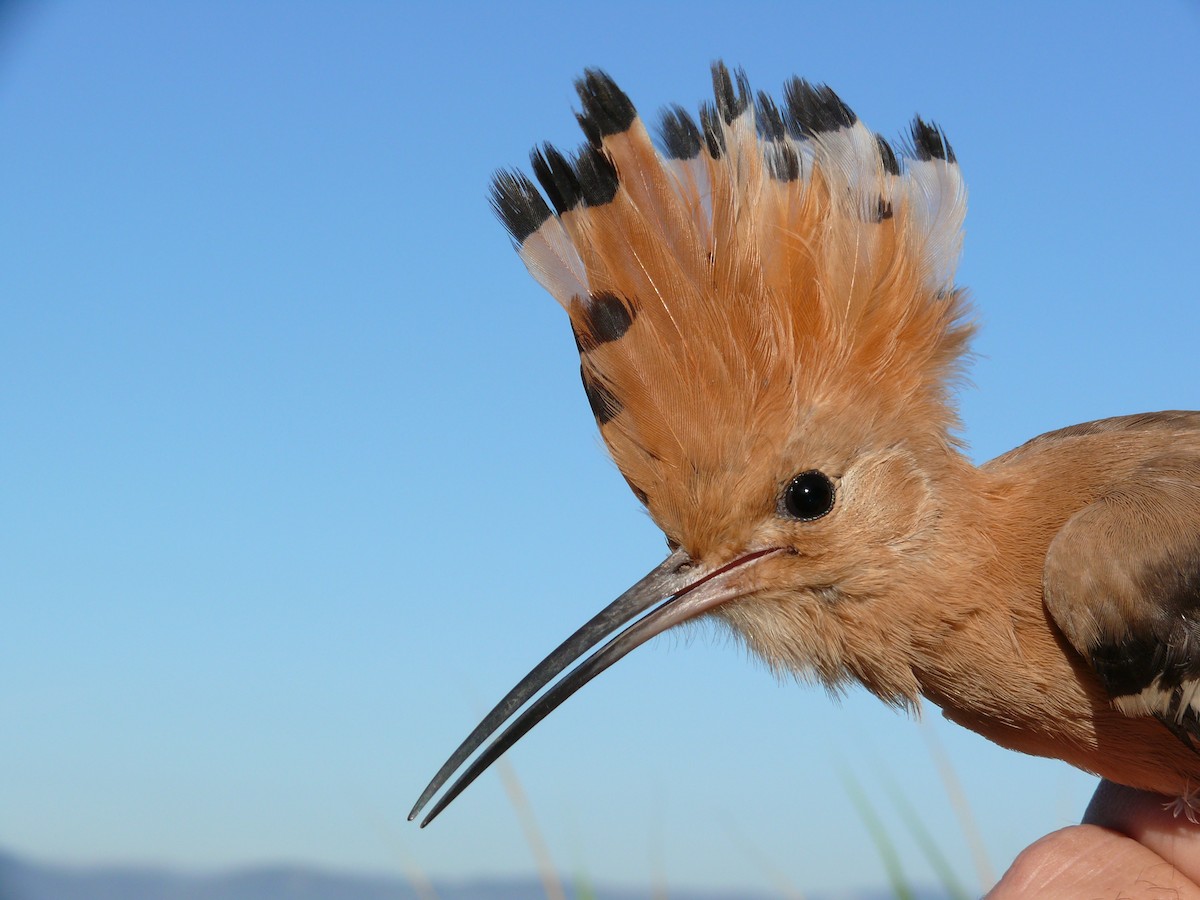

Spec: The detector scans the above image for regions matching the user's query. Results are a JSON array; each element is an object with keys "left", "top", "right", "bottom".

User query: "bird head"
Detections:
[{"left": 412, "top": 63, "right": 974, "bottom": 825}]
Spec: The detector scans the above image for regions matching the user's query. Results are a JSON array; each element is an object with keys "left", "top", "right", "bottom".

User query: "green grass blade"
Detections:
[
  {"left": 572, "top": 868, "right": 597, "bottom": 900},
  {"left": 919, "top": 715, "right": 995, "bottom": 889},
  {"left": 840, "top": 767, "right": 915, "bottom": 900},
  {"left": 496, "top": 756, "right": 566, "bottom": 900},
  {"left": 878, "top": 774, "right": 970, "bottom": 900}
]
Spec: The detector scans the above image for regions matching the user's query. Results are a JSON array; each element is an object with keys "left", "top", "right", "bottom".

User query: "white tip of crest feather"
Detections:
[
  {"left": 515, "top": 217, "right": 589, "bottom": 308},
  {"left": 902, "top": 158, "right": 966, "bottom": 289},
  {"left": 808, "top": 118, "right": 894, "bottom": 219},
  {"left": 900, "top": 118, "right": 966, "bottom": 289}
]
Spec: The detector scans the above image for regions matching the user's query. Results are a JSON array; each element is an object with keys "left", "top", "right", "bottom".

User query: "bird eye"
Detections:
[{"left": 782, "top": 471, "right": 836, "bottom": 521}]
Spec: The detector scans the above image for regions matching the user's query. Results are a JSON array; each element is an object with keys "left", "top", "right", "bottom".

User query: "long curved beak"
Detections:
[{"left": 409, "top": 545, "right": 784, "bottom": 827}]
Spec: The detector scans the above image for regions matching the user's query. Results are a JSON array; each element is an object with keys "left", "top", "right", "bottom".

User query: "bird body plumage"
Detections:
[{"left": 411, "top": 64, "right": 1200, "bottom": 826}]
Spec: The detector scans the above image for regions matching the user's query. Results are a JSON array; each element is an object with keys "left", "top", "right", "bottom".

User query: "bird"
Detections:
[{"left": 409, "top": 62, "right": 1200, "bottom": 828}]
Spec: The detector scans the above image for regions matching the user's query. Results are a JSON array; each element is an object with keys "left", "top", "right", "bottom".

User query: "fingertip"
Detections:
[
  {"left": 987, "top": 825, "right": 1124, "bottom": 898},
  {"left": 1083, "top": 780, "right": 1200, "bottom": 887}
]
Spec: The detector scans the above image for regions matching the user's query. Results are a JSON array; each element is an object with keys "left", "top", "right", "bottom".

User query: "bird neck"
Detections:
[
  {"left": 833, "top": 446, "right": 1005, "bottom": 708},
  {"left": 900, "top": 443, "right": 1100, "bottom": 751}
]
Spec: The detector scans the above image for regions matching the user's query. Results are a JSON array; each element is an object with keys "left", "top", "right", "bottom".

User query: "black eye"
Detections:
[{"left": 782, "top": 471, "right": 836, "bottom": 521}]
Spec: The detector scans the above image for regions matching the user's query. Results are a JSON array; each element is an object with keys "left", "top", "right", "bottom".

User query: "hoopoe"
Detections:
[{"left": 410, "top": 63, "right": 1200, "bottom": 827}]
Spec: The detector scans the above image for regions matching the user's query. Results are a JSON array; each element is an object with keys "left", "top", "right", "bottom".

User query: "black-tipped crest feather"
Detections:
[
  {"left": 659, "top": 104, "right": 703, "bottom": 160},
  {"left": 698, "top": 103, "right": 725, "bottom": 158},
  {"left": 755, "top": 92, "right": 787, "bottom": 142},
  {"left": 574, "top": 145, "right": 619, "bottom": 207},
  {"left": 489, "top": 170, "right": 552, "bottom": 244},
  {"left": 575, "top": 69, "right": 637, "bottom": 139},
  {"left": 876, "top": 133, "right": 901, "bottom": 176},
  {"left": 530, "top": 144, "right": 582, "bottom": 216},
  {"left": 911, "top": 116, "right": 956, "bottom": 163},
  {"left": 783, "top": 78, "right": 856, "bottom": 136},
  {"left": 712, "top": 62, "right": 751, "bottom": 124}
]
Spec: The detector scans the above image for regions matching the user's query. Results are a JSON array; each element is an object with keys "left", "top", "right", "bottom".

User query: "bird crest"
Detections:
[{"left": 492, "top": 63, "right": 974, "bottom": 558}]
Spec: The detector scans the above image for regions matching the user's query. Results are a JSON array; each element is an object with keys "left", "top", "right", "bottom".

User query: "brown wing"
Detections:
[{"left": 1044, "top": 454, "right": 1200, "bottom": 750}]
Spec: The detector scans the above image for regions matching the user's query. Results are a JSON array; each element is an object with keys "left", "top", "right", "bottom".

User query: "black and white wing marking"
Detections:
[{"left": 1044, "top": 455, "right": 1200, "bottom": 750}]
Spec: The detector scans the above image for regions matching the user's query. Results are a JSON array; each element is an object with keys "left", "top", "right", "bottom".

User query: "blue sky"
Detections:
[{"left": 3, "top": 1, "right": 1199, "bottom": 894}]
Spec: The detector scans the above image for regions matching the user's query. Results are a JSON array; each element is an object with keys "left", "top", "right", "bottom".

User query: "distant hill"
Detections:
[{"left": 0, "top": 848, "right": 952, "bottom": 900}]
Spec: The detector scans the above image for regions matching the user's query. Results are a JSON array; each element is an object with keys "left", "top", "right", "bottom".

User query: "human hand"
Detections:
[{"left": 987, "top": 780, "right": 1200, "bottom": 898}]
